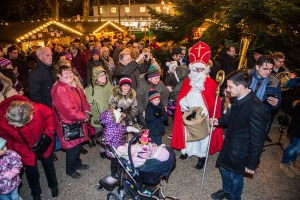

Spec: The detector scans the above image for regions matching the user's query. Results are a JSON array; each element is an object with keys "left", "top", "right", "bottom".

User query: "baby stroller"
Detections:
[{"left": 95, "top": 130, "right": 178, "bottom": 200}]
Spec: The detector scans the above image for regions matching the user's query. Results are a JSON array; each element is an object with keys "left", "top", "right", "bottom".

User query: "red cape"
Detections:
[{"left": 171, "top": 77, "right": 224, "bottom": 155}]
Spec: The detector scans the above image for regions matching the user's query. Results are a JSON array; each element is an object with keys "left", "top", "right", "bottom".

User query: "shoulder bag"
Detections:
[
  {"left": 17, "top": 130, "right": 52, "bottom": 157},
  {"left": 54, "top": 88, "right": 84, "bottom": 141}
]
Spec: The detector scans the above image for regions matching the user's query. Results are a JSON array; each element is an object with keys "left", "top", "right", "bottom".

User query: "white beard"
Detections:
[{"left": 189, "top": 70, "right": 207, "bottom": 92}]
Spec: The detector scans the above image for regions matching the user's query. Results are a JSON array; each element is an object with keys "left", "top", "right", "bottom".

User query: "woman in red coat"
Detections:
[
  {"left": 0, "top": 95, "right": 58, "bottom": 200},
  {"left": 51, "top": 64, "right": 91, "bottom": 179}
]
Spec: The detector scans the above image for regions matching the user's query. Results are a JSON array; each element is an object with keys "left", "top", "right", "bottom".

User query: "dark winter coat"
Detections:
[
  {"left": 51, "top": 80, "right": 90, "bottom": 149},
  {"left": 219, "top": 52, "right": 238, "bottom": 76},
  {"left": 0, "top": 95, "right": 56, "bottom": 166},
  {"left": 216, "top": 91, "right": 268, "bottom": 174},
  {"left": 109, "top": 86, "right": 138, "bottom": 126},
  {"left": 114, "top": 61, "right": 141, "bottom": 90},
  {"left": 72, "top": 50, "right": 88, "bottom": 80},
  {"left": 169, "top": 65, "right": 189, "bottom": 103},
  {"left": 28, "top": 58, "right": 56, "bottom": 108},
  {"left": 145, "top": 102, "right": 168, "bottom": 136},
  {"left": 288, "top": 85, "right": 300, "bottom": 139}
]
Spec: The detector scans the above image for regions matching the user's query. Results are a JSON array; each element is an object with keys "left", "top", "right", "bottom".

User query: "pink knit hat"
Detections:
[{"left": 0, "top": 58, "right": 11, "bottom": 69}]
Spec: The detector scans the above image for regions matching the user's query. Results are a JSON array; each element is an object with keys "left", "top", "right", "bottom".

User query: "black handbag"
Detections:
[
  {"left": 62, "top": 121, "right": 84, "bottom": 141},
  {"left": 17, "top": 130, "right": 52, "bottom": 157},
  {"left": 54, "top": 88, "right": 85, "bottom": 141}
]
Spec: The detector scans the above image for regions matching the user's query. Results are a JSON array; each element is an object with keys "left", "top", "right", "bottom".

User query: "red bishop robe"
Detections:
[{"left": 171, "top": 77, "right": 224, "bottom": 155}]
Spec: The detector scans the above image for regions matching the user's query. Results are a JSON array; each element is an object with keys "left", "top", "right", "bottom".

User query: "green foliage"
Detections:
[{"left": 148, "top": 0, "right": 300, "bottom": 68}]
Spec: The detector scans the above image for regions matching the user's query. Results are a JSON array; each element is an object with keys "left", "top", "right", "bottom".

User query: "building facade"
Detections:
[{"left": 91, "top": 3, "right": 174, "bottom": 31}]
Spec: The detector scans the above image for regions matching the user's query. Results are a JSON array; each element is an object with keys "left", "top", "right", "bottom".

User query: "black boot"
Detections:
[
  {"left": 195, "top": 157, "right": 206, "bottom": 169},
  {"left": 179, "top": 153, "right": 188, "bottom": 159},
  {"left": 81, "top": 147, "right": 88, "bottom": 154}
]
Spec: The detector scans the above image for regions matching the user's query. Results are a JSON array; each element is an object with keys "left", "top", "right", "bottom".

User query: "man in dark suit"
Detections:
[{"left": 210, "top": 70, "right": 268, "bottom": 200}]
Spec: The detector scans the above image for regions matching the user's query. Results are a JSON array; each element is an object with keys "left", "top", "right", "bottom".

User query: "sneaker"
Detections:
[
  {"left": 289, "top": 162, "right": 300, "bottom": 175},
  {"left": 279, "top": 163, "right": 295, "bottom": 177},
  {"left": 211, "top": 189, "right": 230, "bottom": 200}
]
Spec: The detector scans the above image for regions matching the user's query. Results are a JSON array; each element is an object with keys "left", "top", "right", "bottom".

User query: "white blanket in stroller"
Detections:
[{"left": 116, "top": 142, "right": 170, "bottom": 168}]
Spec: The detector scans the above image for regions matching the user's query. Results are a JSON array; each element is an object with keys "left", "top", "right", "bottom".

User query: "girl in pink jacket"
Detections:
[{"left": 0, "top": 137, "right": 22, "bottom": 200}]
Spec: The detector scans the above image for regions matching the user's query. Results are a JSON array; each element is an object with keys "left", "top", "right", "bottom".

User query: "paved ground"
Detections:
[{"left": 19, "top": 116, "right": 300, "bottom": 200}]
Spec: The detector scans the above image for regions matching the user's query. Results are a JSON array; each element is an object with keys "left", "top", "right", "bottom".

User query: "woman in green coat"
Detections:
[{"left": 84, "top": 66, "right": 113, "bottom": 157}]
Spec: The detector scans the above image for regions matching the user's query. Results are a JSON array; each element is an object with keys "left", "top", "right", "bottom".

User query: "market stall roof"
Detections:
[
  {"left": 0, "top": 20, "right": 126, "bottom": 44},
  {"left": 0, "top": 21, "right": 83, "bottom": 43},
  {"left": 63, "top": 21, "right": 126, "bottom": 35}
]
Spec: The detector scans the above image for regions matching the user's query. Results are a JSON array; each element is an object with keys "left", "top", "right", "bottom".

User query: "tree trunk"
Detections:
[
  {"left": 44, "top": 0, "right": 59, "bottom": 20},
  {"left": 97, "top": 0, "right": 101, "bottom": 22},
  {"left": 82, "top": 0, "right": 90, "bottom": 22},
  {"left": 53, "top": 0, "right": 59, "bottom": 20}
]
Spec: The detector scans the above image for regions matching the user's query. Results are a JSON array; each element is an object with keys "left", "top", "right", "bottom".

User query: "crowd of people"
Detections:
[{"left": 0, "top": 35, "right": 299, "bottom": 200}]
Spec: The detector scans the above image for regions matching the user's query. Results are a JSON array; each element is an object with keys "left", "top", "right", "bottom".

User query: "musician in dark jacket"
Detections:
[{"left": 210, "top": 70, "right": 268, "bottom": 200}]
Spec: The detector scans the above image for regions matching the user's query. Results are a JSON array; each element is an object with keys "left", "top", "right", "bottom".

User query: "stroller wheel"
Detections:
[
  {"left": 95, "top": 184, "right": 104, "bottom": 191},
  {"left": 107, "top": 191, "right": 122, "bottom": 200}
]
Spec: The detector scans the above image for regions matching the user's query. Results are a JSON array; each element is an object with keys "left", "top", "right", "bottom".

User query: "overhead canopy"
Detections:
[
  {"left": 0, "top": 20, "right": 126, "bottom": 44},
  {"left": 0, "top": 21, "right": 83, "bottom": 43}
]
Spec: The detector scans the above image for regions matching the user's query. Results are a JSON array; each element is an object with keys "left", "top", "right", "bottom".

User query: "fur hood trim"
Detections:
[
  {"left": 111, "top": 86, "right": 136, "bottom": 100},
  {"left": 0, "top": 72, "right": 13, "bottom": 96}
]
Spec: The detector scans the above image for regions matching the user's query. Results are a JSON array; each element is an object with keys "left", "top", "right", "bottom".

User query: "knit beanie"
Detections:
[
  {"left": 0, "top": 137, "right": 7, "bottom": 150},
  {"left": 91, "top": 48, "right": 100, "bottom": 56},
  {"left": 149, "top": 89, "right": 160, "bottom": 101},
  {"left": 0, "top": 58, "right": 11, "bottom": 69},
  {"left": 147, "top": 65, "right": 160, "bottom": 79},
  {"left": 119, "top": 76, "right": 132, "bottom": 87}
]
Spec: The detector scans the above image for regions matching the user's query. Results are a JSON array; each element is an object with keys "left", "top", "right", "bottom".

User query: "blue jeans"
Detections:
[
  {"left": 151, "top": 135, "right": 162, "bottom": 146},
  {"left": 282, "top": 137, "right": 300, "bottom": 164},
  {"left": 220, "top": 166, "right": 244, "bottom": 200},
  {"left": 0, "top": 187, "right": 20, "bottom": 200}
]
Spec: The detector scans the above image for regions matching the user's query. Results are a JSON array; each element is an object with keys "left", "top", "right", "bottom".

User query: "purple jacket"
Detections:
[
  {"left": 0, "top": 150, "right": 22, "bottom": 194},
  {"left": 99, "top": 109, "right": 127, "bottom": 157}
]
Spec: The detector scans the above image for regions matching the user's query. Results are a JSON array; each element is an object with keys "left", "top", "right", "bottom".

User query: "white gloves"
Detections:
[{"left": 127, "top": 126, "right": 139, "bottom": 133}]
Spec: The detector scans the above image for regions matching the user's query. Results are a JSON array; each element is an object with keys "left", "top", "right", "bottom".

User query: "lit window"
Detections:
[
  {"left": 111, "top": 7, "right": 117, "bottom": 13},
  {"left": 100, "top": 8, "right": 103, "bottom": 14},
  {"left": 155, "top": 6, "right": 161, "bottom": 12},
  {"left": 140, "top": 7, "right": 145, "bottom": 13},
  {"left": 125, "top": 7, "right": 130, "bottom": 13}
]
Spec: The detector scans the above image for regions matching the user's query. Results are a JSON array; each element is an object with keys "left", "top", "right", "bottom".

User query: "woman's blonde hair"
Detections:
[{"left": 6, "top": 101, "right": 34, "bottom": 127}]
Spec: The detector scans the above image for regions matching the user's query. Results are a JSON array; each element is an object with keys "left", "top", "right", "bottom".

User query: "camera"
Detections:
[{"left": 144, "top": 54, "right": 148, "bottom": 59}]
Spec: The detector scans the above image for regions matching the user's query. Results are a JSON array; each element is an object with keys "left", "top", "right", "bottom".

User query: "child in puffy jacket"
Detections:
[
  {"left": 145, "top": 89, "right": 168, "bottom": 145},
  {"left": 99, "top": 107, "right": 139, "bottom": 178},
  {"left": 0, "top": 137, "right": 22, "bottom": 200}
]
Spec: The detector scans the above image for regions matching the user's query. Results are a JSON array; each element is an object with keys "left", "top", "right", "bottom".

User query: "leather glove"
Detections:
[{"left": 127, "top": 126, "right": 140, "bottom": 133}]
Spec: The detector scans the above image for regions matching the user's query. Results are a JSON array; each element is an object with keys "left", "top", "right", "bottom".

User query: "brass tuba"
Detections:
[
  {"left": 237, "top": 33, "right": 256, "bottom": 69},
  {"left": 269, "top": 50, "right": 297, "bottom": 88}
]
